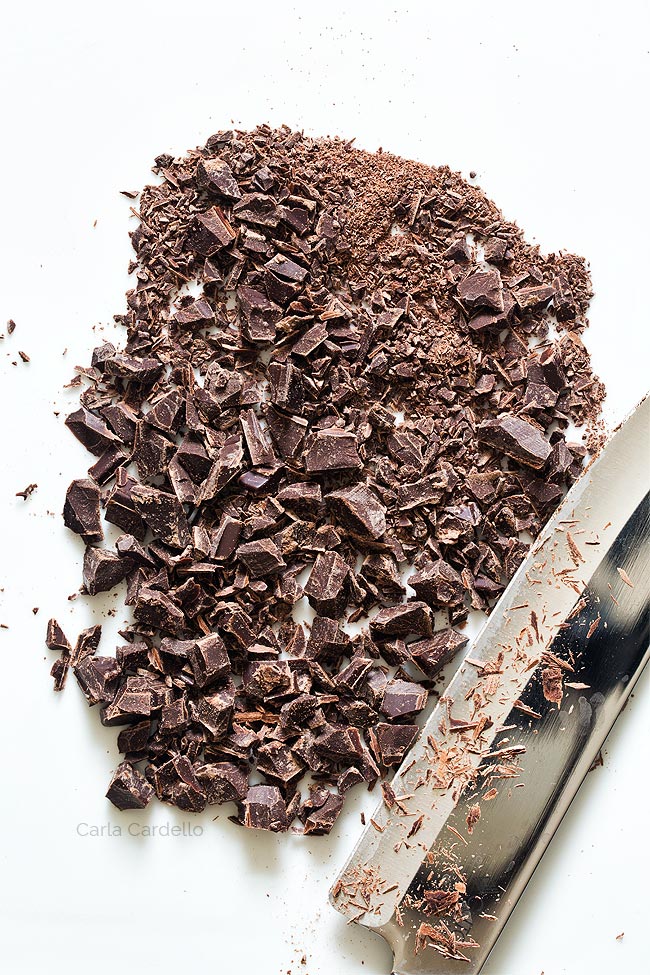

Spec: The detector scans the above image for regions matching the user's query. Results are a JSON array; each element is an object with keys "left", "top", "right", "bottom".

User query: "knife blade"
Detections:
[{"left": 330, "top": 394, "right": 650, "bottom": 974}]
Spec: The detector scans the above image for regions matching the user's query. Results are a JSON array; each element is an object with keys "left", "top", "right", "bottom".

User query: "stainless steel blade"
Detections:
[{"left": 330, "top": 395, "right": 650, "bottom": 974}]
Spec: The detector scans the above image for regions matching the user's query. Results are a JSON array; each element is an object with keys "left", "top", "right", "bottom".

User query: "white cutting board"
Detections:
[{"left": 1, "top": 2, "right": 648, "bottom": 974}]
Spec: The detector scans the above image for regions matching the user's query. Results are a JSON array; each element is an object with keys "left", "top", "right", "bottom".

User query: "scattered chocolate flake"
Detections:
[
  {"left": 7, "top": 319, "right": 16, "bottom": 334},
  {"left": 466, "top": 803, "right": 481, "bottom": 834},
  {"left": 16, "top": 483, "right": 38, "bottom": 500},
  {"left": 48, "top": 125, "right": 605, "bottom": 832},
  {"left": 541, "top": 666, "right": 564, "bottom": 705},
  {"left": 616, "top": 567, "right": 634, "bottom": 588}
]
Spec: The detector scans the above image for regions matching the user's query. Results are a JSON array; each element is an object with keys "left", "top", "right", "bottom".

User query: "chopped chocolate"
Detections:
[
  {"left": 304, "top": 430, "right": 362, "bottom": 474},
  {"left": 371, "top": 723, "right": 419, "bottom": 766},
  {"left": 409, "top": 629, "right": 468, "bottom": 677},
  {"left": 242, "top": 785, "right": 289, "bottom": 832},
  {"left": 236, "top": 538, "right": 286, "bottom": 578},
  {"left": 131, "top": 485, "right": 191, "bottom": 548},
  {"left": 304, "top": 552, "right": 350, "bottom": 617},
  {"left": 63, "top": 478, "right": 103, "bottom": 543},
  {"left": 380, "top": 679, "right": 428, "bottom": 719},
  {"left": 83, "top": 546, "right": 130, "bottom": 595},
  {"left": 478, "top": 414, "right": 551, "bottom": 469},
  {"left": 51, "top": 125, "right": 604, "bottom": 832},
  {"left": 370, "top": 602, "right": 432, "bottom": 638},
  {"left": 106, "top": 762, "right": 154, "bottom": 810},
  {"left": 326, "top": 484, "right": 386, "bottom": 539}
]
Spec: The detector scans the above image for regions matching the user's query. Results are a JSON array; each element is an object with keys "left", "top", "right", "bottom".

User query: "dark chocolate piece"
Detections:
[
  {"left": 304, "top": 430, "right": 362, "bottom": 474},
  {"left": 83, "top": 546, "right": 130, "bottom": 595},
  {"left": 370, "top": 602, "right": 432, "bottom": 638},
  {"left": 478, "top": 414, "right": 551, "bottom": 469},
  {"left": 325, "top": 484, "right": 386, "bottom": 539},
  {"left": 106, "top": 762, "right": 154, "bottom": 810},
  {"left": 63, "top": 478, "right": 103, "bottom": 543},
  {"left": 131, "top": 485, "right": 191, "bottom": 548}
]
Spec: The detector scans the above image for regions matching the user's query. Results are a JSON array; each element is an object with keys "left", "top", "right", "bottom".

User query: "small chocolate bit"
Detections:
[
  {"left": 315, "top": 724, "right": 365, "bottom": 763},
  {"left": 46, "top": 618, "right": 72, "bottom": 654},
  {"left": 87, "top": 446, "right": 127, "bottom": 485},
  {"left": 303, "top": 793, "right": 344, "bottom": 835},
  {"left": 197, "top": 158, "right": 241, "bottom": 200},
  {"left": 277, "top": 482, "right": 322, "bottom": 519},
  {"left": 237, "top": 285, "right": 282, "bottom": 343},
  {"left": 196, "top": 762, "right": 248, "bottom": 803},
  {"left": 146, "top": 389, "right": 185, "bottom": 433},
  {"left": 131, "top": 485, "right": 191, "bottom": 548},
  {"left": 103, "top": 353, "right": 163, "bottom": 385},
  {"left": 236, "top": 538, "right": 286, "bottom": 578},
  {"left": 188, "top": 206, "right": 236, "bottom": 256},
  {"left": 63, "top": 478, "right": 103, "bottom": 543},
  {"left": 101, "top": 677, "right": 153, "bottom": 726},
  {"left": 541, "top": 666, "right": 564, "bottom": 705},
  {"left": 397, "top": 474, "right": 446, "bottom": 510},
  {"left": 159, "top": 697, "right": 190, "bottom": 733},
  {"left": 264, "top": 253, "right": 308, "bottom": 282},
  {"left": 305, "top": 616, "right": 349, "bottom": 661},
  {"left": 105, "top": 470, "right": 146, "bottom": 540},
  {"left": 409, "top": 560, "right": 464, "bottom": 608},
  {"left": 174, "top": 297, "right": 215, "bottom": 330},
  {"left": 65, "top": 407, "right": 120, "bottom": 456},
  {"left": 409, "top": 629, "right": 469, "bottom": 677},
  {"left": 106, "top": 762, "right": 154, "bottom": 810},
  {"left": 71, "top": 624, "right": 102, "bottom": 666},
  {"left": 514, "top": 283, "right": 555, "bottom": 311},
  {"left": 83, "top": 546, "right": 130, "bottom": 595},
  {"left": 325, "top": 484, "right": 386, "bottom": 539},
  {"left": 193, "top": 687, "right": 235, "bottom": 739},
  {"left": 380, "top": 679, "right": 428, "bottom": 719},
  {"left": 188, "top": 634, "right": 231, "bottom": 688},
  {"left": 134, "top": 588, "right": 186, "bottom": 634},
  {"left": 304, "top": 429, "right": 362, "bottom": 474},
  {"left": 240, "top": 409, "right": 276, "bottom": 466},
  {"left": 233, "top": 193, "right": 280, "bottom": 228},
  {"left": 50, "top": 655, "right": 70, "bottom": 691},
  {"left": 370, "top": 602, "right": 432, "bottom": 638},
  {"left": 478, "top": 414, "right": 551, "bottom": 469},
  {"left": 117, "top": 720, "right": 150, "bottom": 756},
  {"left": 371, "top": 723, "right": 419, "bottom": 766},
  {"left": 242, "top": 784, "right": 289, "bottom": 831},
  {"left": 457, "top": 268, "right": 504, "bottom": 312},
  {"left": 74, "top": 656, "right": 122, "bottom": 705},
  {"left": 304, "top": 552, "right": 350, "bottom": 617},
  {"left": 257, "top": 741, "right": 304, "bottom": 783}
]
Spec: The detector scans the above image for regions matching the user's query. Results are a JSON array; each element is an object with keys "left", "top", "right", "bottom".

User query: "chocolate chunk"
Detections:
[
  {"left": 242, "top": 785, "right": 289, "bottom": 831},
  {"left": 409, "top": 560, "right": 464, "bottom": 608},
  {"left": 306, "top": 616, "right": 349, "bottom": 661},
  {"left": 188, "top": 206, "right": 236, "bottom": 256},
  {"left": 325, "top": 484, "right": 386, "bottom": 539},
  {"left": 397, "top": 474, "right": 445, "bottom": 510},
  {"left": 103, "top": 353, "right": 163, "bottom": 385},
  {"left": 257, "top": 741, "right": 304, "bottom": 783},
  {"left": 106, "top": 762, "right": 154, "bottom": 810},
  {"left": 371, "top": 723, "right": 419, "bottom": 766},
  {"left": 65, "top": 407, "right": 120, "bottom": 456},
  {"left": 236, "top": 538, "right": 286, "bottom": 578},
  {"left": 83, "top": 546, "right": 130, "bottom": 595},
  {"left": 457, "top": 269, "right": 504, "bottom": 312},
  {"left": 117, "top": 720, "right": 151, "bottom": 756},
  {"left": 304, "top": 552, "right": 350, "bottom": 617},
  {"left": 409, "top": 629, "right": 469, "bottom": 677},
  {"left": 159, "top": 697, "right": 190, "bottom": 733},
  {"left": 514, "top": 283, "right": 555, "bottom": 311},
  {"left": 240, "top": 409, "right": 276, "bottom": 466},
  {"left": 277, "top": 481, "right": 323, "bottom": 519},
  {"left": 105, "top": 470, "right": 146, "bottom": 540},
  {"left": 264, "top": 253, "right": 308, "bottom": 282},
  {"left": 370, "top": 602, "right": 432, "bottom": 638},
  {"left": 174, "top": 297, "right": 215, "bottom": 330},
  {"left": 197, "top": 158, "right": 241, "bottom": 200},
  {"left": 46, "top": 618, "right": 72, "bottom": 654},
  {"left": 238, "top": 285, "right": 282, "bottom": 343},
  {"left": 131, "top": 485, "right": 191, "bottom": 548},
  {"left": 478, "top": 414, "right": 551, "bottom": 469},
  {"left": 233, "top": 193, "right": 279, "bottom": 228},
  {"left": 196, "top": 762, "right": 248, "bottom": 803},
  {"left": 71, "top": 624, "right": 102, "bottom": 666},
  {"left": 304, "top": 429, "right": 362, "bottom": 474},
  {"left": 74, "top": 656, "right": 121, "bottom": 705},
  {"left": 188, "top": 634, "right": 230, "bottom": 688},
  {"left": 303, "top": 793, "right": 344, "bottom": 835},
  {"left": 134, "top": 588, "right": 185, "bottom": 634},
  {"left": 380, "top": 679, "right": 428, "bottom": 719}
]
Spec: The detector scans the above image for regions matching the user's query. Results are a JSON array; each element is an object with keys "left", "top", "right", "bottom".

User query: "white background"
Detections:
[{"left": 1, "top": 2, "right": 649, "bottom": 973}]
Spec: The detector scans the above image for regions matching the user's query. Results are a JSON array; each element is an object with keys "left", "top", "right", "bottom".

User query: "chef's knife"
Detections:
[{"left": 330, "top": 395, "right": 650, "bottom": 974}]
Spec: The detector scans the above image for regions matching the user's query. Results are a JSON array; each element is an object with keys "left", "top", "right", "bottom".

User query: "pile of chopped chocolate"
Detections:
[{"left": 48, "top": 124, "right": 605, "bottom": 833}]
